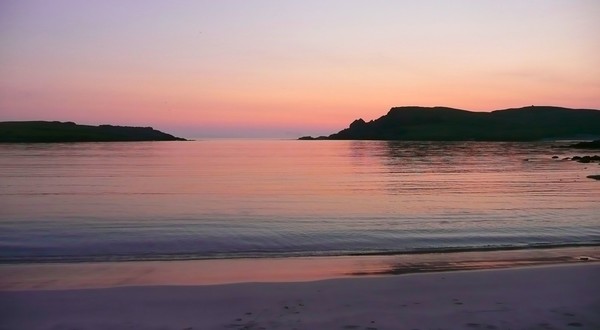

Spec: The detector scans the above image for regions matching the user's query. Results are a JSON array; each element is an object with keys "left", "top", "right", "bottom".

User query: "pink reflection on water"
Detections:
[{"left": 0, "top": 247, "right": 597, "bottom": 290}]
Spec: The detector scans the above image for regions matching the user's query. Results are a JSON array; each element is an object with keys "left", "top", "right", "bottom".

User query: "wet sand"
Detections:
[
  {"left": 0, "top": 246, "right": 597, "bottom": 290},
  {"left": 1, "top": 263, "right": 599, "bottom": 329}
]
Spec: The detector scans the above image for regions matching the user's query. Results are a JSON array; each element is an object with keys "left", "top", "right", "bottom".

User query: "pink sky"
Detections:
[{"left": 1, "top": 1, "right": 599, "bottom": 138}]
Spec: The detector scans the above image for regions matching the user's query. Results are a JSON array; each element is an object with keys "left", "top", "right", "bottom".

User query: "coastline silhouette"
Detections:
[
  {"left": 300, "top": 106, "right": 600, "bottom": 141},
  {"left": 0, "top": 121, "right": 187, "bottom": 143}
]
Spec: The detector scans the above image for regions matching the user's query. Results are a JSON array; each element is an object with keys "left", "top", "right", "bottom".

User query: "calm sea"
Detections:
[{"left": 0, "top": 140, "right": 598, "bottom": 263}]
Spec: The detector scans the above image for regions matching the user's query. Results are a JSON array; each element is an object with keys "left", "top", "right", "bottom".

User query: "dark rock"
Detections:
[
  {"left": 552, "top": 156, "right": 559, "bottom": 159},
  {"left": 299, "top": 135, "right": 329, "bottom": 140},
  {"left": 572, "top": 155, "right": 600, "bottom": 163},
  {"left": 562, "top": 140, "right": 600, "bottom": 149},
  {"left": 586, "top": 175, "right": 600, "bottom": 180}
]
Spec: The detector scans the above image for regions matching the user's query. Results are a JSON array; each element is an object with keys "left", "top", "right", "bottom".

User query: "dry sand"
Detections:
[{"left": 1, "top": 263, "right": 598, "bottom": 330}]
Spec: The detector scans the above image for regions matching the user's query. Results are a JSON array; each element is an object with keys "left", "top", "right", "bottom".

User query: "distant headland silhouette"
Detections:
[
  {"left": 0, "top": 121, "right": 187, "bottom": 143},
  {"left": 300, "top": 106, "right": 600, "bottom": 141}
]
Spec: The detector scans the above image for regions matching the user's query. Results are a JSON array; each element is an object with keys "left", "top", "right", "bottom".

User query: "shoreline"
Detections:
[
  {"left": 3, "top": 242, "right": 599, "bottom": 264},
  {"left": 1, "top": 263, "right": 598, "bottom": 329},
  {"left": 1, "top": 246, "right": 597, "bottom": 291}
]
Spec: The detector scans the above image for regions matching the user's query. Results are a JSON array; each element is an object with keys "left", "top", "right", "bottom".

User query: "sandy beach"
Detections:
[{"left": 1, "top": 262, "right": 598, "bottom": 330}]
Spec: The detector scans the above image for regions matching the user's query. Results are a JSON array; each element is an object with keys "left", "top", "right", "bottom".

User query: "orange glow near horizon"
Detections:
[{"left": 1, "top": 1, "right": 599, "bottom": 137}]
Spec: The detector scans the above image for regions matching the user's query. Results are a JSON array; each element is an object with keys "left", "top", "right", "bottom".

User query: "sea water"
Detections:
[{"left": 0, "top": 140, "right": 598, "bottom": 263}]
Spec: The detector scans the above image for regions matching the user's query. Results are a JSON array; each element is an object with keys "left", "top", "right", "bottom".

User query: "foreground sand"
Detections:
[{"left": 1, "top": 263, "right": 598, "bottom": 330}]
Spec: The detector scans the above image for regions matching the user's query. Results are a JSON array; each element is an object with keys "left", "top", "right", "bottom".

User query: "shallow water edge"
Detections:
[{"left": 1, "top": 246, "right": 597, "bottom": 290}]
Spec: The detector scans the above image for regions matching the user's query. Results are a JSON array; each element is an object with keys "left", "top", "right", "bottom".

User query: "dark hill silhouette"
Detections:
[
  {"left": 299, "top": 106, "right": 600, "bottom": 141},
  {"left": 0, "top": 121, "right": 187, "bottom": 143}
]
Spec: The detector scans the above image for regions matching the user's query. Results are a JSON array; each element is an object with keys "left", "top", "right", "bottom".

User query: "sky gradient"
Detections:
[{"left": 1, "top": 1, "right": 599, "bottom": 138}]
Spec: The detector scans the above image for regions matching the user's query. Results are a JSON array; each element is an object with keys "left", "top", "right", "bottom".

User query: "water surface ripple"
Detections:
[{"left": 0, "top": 140, "right": 598, "bottom": 263}]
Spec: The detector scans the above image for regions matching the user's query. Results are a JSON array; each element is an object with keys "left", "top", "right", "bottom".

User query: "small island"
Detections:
[
  {"left": 300, "top": 106, "right": 600, "bottom": 141},
  {"left": 0, "top": 121, "right": 187, "bottom": 143}
]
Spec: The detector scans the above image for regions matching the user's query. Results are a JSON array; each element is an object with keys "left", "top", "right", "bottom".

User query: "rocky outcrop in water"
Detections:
[
  {"left": 562, "top": 140, "right": 600, "bottom": 149},
  {"left": 571, "top": 155, "right": 600, "bottom": 163}
]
